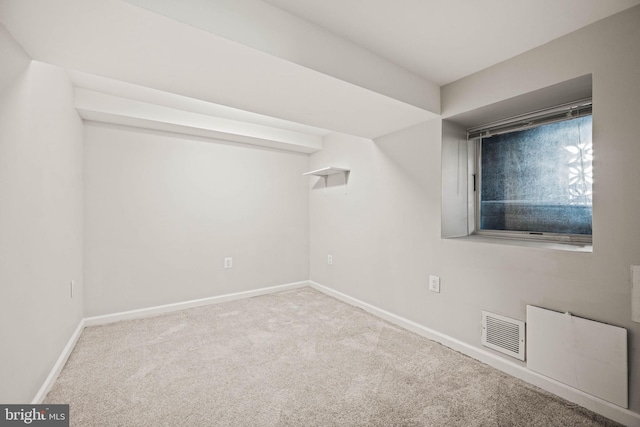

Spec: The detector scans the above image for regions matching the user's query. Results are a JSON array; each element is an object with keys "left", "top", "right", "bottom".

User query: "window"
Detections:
[{"left": 470, "top": 99, "right": 592, "bottom": 244}]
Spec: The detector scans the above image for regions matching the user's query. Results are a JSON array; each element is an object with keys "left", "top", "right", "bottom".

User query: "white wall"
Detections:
[
  {"left": 309, "top": 125, "right": 441, "bottom": 322},
  {"left": 83, "top": 123, "right": 309, "bottom": 316},
  {"left": 310, "top": 5, "right": 640, "bottom": 413},
  {"left": 0, "top": 29, "right": 84, "bottom": 402},
  {"left": 0, "top": 24, "right": 28, "bottom": 94}
]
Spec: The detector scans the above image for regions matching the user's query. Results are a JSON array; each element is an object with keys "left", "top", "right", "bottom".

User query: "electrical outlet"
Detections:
[
  {"left": 327, "top": 254, "right": 333, "bottom": 265},
  {"left": 428, "top": 275, "right": 440, "bottom": 293},
  {"left": 224, "top": 257, "right": 233, "bottom": 269}
]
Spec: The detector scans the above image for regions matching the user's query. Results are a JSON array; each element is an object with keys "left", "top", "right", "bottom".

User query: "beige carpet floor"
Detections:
[{"left": 45, "top": 287, "right": 621, "bottom": 426}]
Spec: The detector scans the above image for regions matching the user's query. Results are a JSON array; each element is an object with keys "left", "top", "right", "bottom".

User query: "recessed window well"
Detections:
[
  {"left": 441, "top": 74, "right": 593, "bottom": 250},
  {"left": 473, "top": 99, "right": 592, "bottom": 243}
]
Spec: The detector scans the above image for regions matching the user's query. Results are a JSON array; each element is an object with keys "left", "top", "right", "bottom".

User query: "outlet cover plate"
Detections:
[{"left": 429, "top": 275, "right": 440, "bottom": 293}]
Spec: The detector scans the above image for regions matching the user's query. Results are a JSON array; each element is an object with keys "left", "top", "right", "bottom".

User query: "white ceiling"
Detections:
[
  {"left": 1, "top": 0, "right": 639, "bottom": 146},
  {"left": 0, "top": 0, "right": 437, "bottom": 141},
  {"left": 264, "top": 0, "right": 640, "bottom": 85}
]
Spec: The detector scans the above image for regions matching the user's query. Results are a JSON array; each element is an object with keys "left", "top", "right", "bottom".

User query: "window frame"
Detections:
[{"left": 468, "top": 99, "right": 593, "bottom": 246}]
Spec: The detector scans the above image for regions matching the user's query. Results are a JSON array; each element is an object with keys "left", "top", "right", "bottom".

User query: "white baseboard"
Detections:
[
  {"left": 309, "top": 281, "right": 640, "bottom": 427},
  {"left": 83, "top": 281, "right": 309, "bottom": 327},
  {"left": 33, "top": 280, "right": 309, "bottom": 403},
  {"left": 32, "top": 319, "right": 85, "bottom": 404},
  {"left": 34, "top": 279, "right": 640, "bottom": 426}
]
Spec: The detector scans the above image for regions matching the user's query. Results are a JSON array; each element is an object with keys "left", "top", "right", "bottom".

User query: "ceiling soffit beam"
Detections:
[
  {"left": 124, "top": 0, "right": 440, "bottom": 115},
  {"left": 75, "top": 88, "right": 323, "bottom": 154},
  {"left": 67, "top": 69, "right": 331, "bottom": 138},
  {"left": 0, "top": 0, "right": 437, "bottom": 138}
]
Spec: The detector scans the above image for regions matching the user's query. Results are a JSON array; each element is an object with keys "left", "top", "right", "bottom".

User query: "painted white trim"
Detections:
[
  {"left": 84, "top": 281, "right": 309, "bottom": 327},
  {"left": 31, "top": 319, "right": 86, "bottom": 404},
  {"left": 309, "top": 281, "right": 640, "bottom": 427},
  {"left": 34, "top": 279, "right": 640, "bottom": 426},
  {"left": 33, "top": 281, "right": 309, "bottom": 403}
]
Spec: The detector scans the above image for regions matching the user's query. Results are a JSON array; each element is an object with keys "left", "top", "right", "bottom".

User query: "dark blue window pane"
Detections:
[{"left": 480, "top": 116, "right": 592, "bottom": 235}]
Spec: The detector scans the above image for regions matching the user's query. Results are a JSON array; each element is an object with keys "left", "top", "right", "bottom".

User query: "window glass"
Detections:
[{"left": 480, "top": 115, "right": 592, "bottom": 236}]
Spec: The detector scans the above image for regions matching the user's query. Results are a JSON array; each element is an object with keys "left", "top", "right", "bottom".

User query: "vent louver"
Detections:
[{"left": 481, "top": 311, "right": 525, "bottom": 361}]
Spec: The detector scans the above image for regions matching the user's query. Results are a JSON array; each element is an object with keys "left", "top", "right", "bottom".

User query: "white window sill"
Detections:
[{"left": 445, "top": 235, "right": 593, "bottom": 253}]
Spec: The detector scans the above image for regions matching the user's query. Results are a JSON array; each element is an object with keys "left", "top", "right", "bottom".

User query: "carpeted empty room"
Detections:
[
  {"left": 44, "top": 288, "right": 620, "bottom": 426},
  {"left": 4, "top": 3, "right": 640, "bottom": 425}
]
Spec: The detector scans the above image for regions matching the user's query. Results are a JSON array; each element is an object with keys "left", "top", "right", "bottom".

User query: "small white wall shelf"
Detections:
[
  {"left": 303, "top": 166, "right": 350, "bottom": 177},
  {"left": 303, "top": 167, "right": 350, "bottom": 194}
]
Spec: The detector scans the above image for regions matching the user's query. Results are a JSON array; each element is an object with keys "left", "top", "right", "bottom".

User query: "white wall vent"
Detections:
[{"left": 481, "top": 311, "right": 525, "bottom": 361}]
